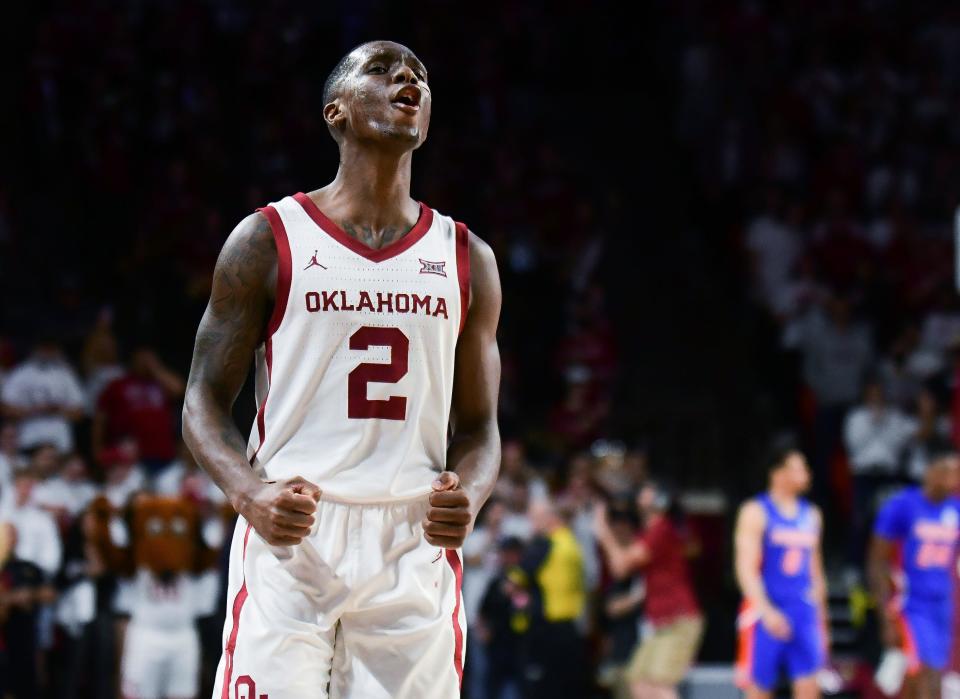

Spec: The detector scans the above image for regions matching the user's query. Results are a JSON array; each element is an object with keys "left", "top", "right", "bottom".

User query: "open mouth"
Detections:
[{"left": 391, "top": 86, "right": 421, "bottom": 114}]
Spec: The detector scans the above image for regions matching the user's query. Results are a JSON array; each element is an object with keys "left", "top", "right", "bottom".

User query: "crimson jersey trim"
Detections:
[
  {"left": 221, "top": 523, "right": 253, "bottom": 699},
  {"left": 454, "top": 222, "right": 470, "bottom": 335},
  {"left": 256, "top": 205, "right": 292, "bottom": 341},
  {"left": 291, "top": 192, "right": 434, "bottom": 263},
  {"left": 445, "top": 549, "right": 465, "bottom": 687}
]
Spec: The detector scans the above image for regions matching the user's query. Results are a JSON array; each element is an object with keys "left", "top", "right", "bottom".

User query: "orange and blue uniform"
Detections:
[
  {"left": 874, "top": 487, "right": 960, "bottom": 673},
  {"left": 736, "top": 496, "right": 825, "bottom": 690}
]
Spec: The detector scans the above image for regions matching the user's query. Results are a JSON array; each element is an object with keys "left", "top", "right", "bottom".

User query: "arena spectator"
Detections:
[
  {"left": 80, "top": 310, "right": 125, "bottom": 414},
  {"left": 902, "top": 389, "right": 951, "bottom": 483},
  {"left": 521, "top": 499, "right": 587, "bottom": 699},
  {"left": 844, "top": 379, "right": 915, "bottom": 568},
  {"left": 791, "top": 292, "right": 874, "bottom": 500},
  {"left": 32, "top": 452, "right": 100, "bottom": 523},
  {"left": 92, "top": 346, "right": 184, "bottom": 477},
  {"left": 153, "top": 441, "right": 224, "bottom": 505},
  {"left": 0, "top": 423, "right": 22, "bottom": 514},
  {"left": 477, "top": 536, "right": 528, "bottom": 699},
  {"left": 100, "top": 438, "right": 146, "bottom": 509},
  {"left": 494, "top": 439, "right": 548, "bottom": 503},
  {"left": 0, "top": 337, "right": 85, "bottom": 453},
  {"left": 595, "top": 502, "right": 644, "bottom": 699},
  {"left": 6, "top": 468, "right": 62, "bottom": 578},
  {"left": 462, "top": 498, "right": 508, "bottom": 699},
  {"left": 593, "top": 481, "right": 703, "bottom": 699}
]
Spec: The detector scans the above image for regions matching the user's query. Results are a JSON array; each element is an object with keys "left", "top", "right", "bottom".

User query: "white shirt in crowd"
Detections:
[
  {"left": 792, "top": 310, "right": 874, "bottom": 407},
  {"left": 1, "top": 357, "right": 85, "bottom": 451},
  {"left": 153, "top": 460, "right": 226, "bottom": 504},
  {"left": 745, "top": 213, "right": 802, "bottom": 315},
  {"left": 33, "top": 477, "right": 100, "bottom": 518},
  {"left": 843, "top": 405, "right": 915, "bottom": 475},
  {"left": 7, "top": 503, "right": 62, "bottom": 577},
  {"left": 105, "top": 464, "right": 147, "bottom": 508},
  {"left": 461, "top": 526, "right": 502, "bottom": 627}
]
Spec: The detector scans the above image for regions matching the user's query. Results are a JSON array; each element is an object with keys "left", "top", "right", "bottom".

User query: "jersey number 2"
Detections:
[{"left": 348, "top": 326, "right": 409, "bottom": 420}]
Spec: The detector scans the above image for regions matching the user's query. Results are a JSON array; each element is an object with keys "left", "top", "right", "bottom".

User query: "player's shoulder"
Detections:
[
  {"left": 880, "top": 486, "right": 914, "bottom": 513},
  {"left": 215, "top": 210, "right": 277, "bottom": 273},
  {"left": 737, "top": 497, "right": 767, "bottom": 524}
]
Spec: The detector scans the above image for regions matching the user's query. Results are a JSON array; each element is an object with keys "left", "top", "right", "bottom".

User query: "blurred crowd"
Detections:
[
  {"left": 0, "top": 321, "right": 698, "bottom": 697},
  {"left": 672, "top": 2, "right": 960, "bottom": 558}
]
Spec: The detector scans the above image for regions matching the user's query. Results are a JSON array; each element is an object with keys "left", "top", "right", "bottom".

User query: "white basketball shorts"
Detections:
[
  {"left": 121, "top": 623, "right": 200, "bottom": 699},
  {"left": 211, "top": 495, "right": 466, "bottom": 699}
]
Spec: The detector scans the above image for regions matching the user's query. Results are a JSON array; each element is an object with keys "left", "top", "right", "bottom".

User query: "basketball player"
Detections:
[
  {"left": 868, "top": 444, "right": 960, "bottom": 699},
  {"left": 182, "top": 41, "right": 502, "bottom": 699},
  {"left": 734, "top": 444, "right": 828, "bottom": 699}
]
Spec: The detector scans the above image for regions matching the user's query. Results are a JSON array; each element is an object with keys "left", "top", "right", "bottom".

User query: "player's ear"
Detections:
[{"left": 323, "top": 100, "right": 346, "bottom": 133}]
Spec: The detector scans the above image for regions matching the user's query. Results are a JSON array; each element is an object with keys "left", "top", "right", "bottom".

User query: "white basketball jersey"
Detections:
[{"left": 247, "top": 192, "right": 469, "bottom": 503}]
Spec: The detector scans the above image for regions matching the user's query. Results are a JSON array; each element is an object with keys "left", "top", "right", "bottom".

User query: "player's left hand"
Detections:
[{"left": 423, "top": 472, "right": 473, "bottom": 549}]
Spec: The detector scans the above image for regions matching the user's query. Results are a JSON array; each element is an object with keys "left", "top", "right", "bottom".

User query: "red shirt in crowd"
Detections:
[
  {"left": 636, "top": 515, "right": 700, "bottom": 627},
  {"left": 97, "top": 375, "right": 176, "bottom": 461}
]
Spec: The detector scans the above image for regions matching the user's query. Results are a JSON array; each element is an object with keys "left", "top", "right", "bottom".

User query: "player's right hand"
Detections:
[
  {"left": 239, "top": 476, "right": 321, "bottom": 546},
  {"left": 761, "top": 607, "right": 792, "bottom": 640}
]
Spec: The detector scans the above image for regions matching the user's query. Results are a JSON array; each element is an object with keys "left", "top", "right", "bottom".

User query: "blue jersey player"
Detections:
[
  {"left": 735, "top": 443, "right": 828, "bottom": 699},
  {"left": 869, "top": 445, "right": 960, "bottom": 699}
]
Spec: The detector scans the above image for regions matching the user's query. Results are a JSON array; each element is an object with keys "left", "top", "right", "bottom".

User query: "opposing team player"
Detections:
[
  {"left": 182, "top": 41, "right": 502, "bottom": 699},
  {"left": 734, "top": 443, "right": 829, "bottom": 699},
  {"left": 869, "top": 443, "right": 960, "bottom": 699}
]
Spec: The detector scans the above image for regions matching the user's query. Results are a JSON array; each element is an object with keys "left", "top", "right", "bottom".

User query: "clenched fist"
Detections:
[
  {"left": 238, "top": 476, "right": 321, "bottom": 546},
  {"left": 423, "top": 472, "right": 474, "bottom": 549}
]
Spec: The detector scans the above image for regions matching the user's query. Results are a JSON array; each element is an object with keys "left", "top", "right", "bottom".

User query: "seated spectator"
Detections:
[
  {"left": 0, "top": 336, "right": 85, "bottom": 453},
  {"left": 593, "top": 481, "right": 704, "bottom": 699},
  {"left": 93, "top": 346, "right": 184, "bottom": 477},
  {"left": 843, "top": 378, "right": 915, "bottom": 568},
  {"left": 32, "top": 452, "right": 100, "bottom": 524},
  {"left": 100, "top": 438, "right": 147, "bottom": 509},
  {"left": 5, "top": 467, "right": 62, "bottom": 579}
]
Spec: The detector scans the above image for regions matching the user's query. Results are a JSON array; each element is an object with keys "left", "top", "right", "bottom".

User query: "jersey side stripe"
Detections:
[
  {"left": 256, "top": 205, "right": 293, "bottom": 341},
  {"left": 454, "top": 221, "right": 470, "bottom": 335}
]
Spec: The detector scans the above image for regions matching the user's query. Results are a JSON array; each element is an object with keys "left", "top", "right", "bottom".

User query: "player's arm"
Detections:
[
  {"left": 423, "top": 233, "right": 502, "bottom": 549},
  {"left": 182, "top": 212, "right": 320, "bottom": 546},
  {"left": 735, "top": 500, "right": 790, "bottom": 639},
  {"left": 592, "top": 502, "right": 650, "bottom": 578}
]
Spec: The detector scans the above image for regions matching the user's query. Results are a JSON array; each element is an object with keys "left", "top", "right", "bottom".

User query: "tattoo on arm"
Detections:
[{"left": 183, "top": 211, "right": 277, "bottom": 505}]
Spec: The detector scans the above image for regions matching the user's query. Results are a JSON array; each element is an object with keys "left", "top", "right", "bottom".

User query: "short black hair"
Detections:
[
  {"left": 763, "top": 434, "right": 801, "bottom": 473},
  {"left": 322, "top": 42, "right": 373, "bottom": 106},
  {"left": 926, "top": 438, "right": 958, "bottom": 467}
]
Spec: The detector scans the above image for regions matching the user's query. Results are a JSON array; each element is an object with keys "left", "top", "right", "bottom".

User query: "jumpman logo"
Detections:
[{"left": 303, "top": 250, "right": 327, "bottom": 271}]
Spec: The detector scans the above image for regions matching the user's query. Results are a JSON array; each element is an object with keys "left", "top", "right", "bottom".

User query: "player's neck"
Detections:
[
  {"left": 922, "top": 484, "right": 945, "bottom": 503},
  {"left": 322, "top": 143, "right": 416, "bottom": 225},
  {"left": 767, "top": 488, "right": 798, "bottom": 510}
]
